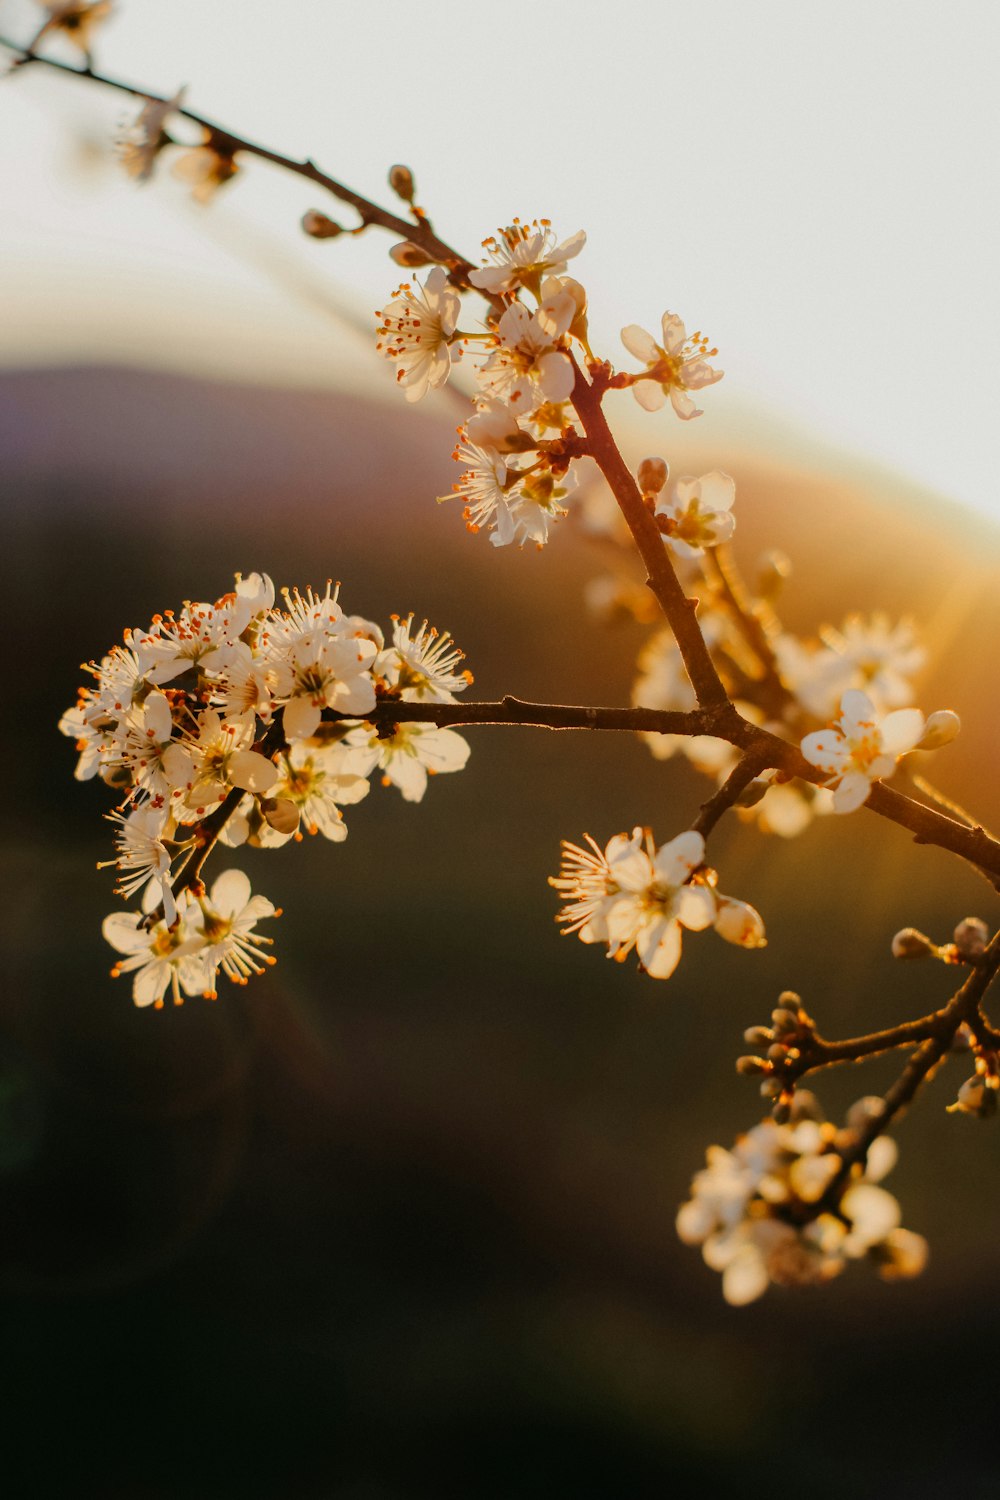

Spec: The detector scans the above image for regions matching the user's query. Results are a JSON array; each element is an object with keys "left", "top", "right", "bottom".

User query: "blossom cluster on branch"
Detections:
[
  {"left": 9, "top": 0, "right": 997, "bottom": 1305},
  {"left": 60, "top": 573, "right": 471, "bottom": 1005}
]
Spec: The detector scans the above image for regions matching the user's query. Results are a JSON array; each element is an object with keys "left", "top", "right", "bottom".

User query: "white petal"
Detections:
[
  {"left": 800, "top": 729, "right": 847, "bottom": 773},
  {"left": 144, "top": 692, "right": 174, "bottom": 742},
  {"left": 696, "top": 471, "right": 736, "bottom": 512},
  {"left": 632, "top": 380, "right": 665, "bottom": 412},
  {"left": 832, "top": 771, "right": 872, "bottom": 813},
  {"left": 839, "top": 690, "right": 877, "bottom": 735},
  {"left": 660, "top": 312, "right": 687, "bottom": 353},
  {"left": 721, "top": 1246, "right": 770, "bottom": 1306},
  {"left": 880, "top": 708, "right": 925, "bottom": 756},
  {"left": 229, "top": 750, "right": 279, "bottom": 794},
  {"left": 638, "top": 919, "right": 683, "bottom": 979},
  {"left": 537, "top": 350, "right": 575, "bottom": 402},
  {"left": 677, "top": 885, "right": 717, "bottom": 932},
  {"left": 283, "top": 694, "right": 322, "bottom": 741},
  {"left": 654, "top": 830, "right": 705, "bottom": 885},
  {"left": 669, "top": 388, "right": 701, "bottom": 420},
  {"left": 621, "top": 323, "right": 658, "bottom": 363},
  {"left": 208, "top": 868, "right": 252, "bottom": 917}
]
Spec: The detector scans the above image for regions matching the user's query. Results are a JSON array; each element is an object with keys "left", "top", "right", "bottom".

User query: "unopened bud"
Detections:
[
  {"left": 301, "top": 209, "right": 343, "bottom": 240},
  {"left": 948, "top": 1074, "right": 997, "bottom": 1118},
  {"left": 715, "top": 897, "right": 767, "bottom": 950},
  {"left": 845, "top": 1095, "right": 886, "bottom": 1133},
  {"left": 917, "top": 709, "right": 961, "bottom": 751},
  {"left": 637, "top": 456, "right": 669, "bottom": 495},
  {"left": 760, "top": 1076, "right": 783, "bottom": 1099},
  {"left": 736, "top": 777, "right": 770, "bottom": 809},
  {"left": 389, "top": 240, "right": 434, "bottom": 268},
  {"left": 743, "top": 1025, "right": 774, "bottom": 1047},
  {"left": 736, "top": 1054, "right": 768, "bottom": 1076},
  {"left": 877, "top": 1227, "right": 929, "bottom": 1281},
  {"left": 756, "top": 549, "right": 791, "bottom": 600},
  {"left": 954, "top": 917, "right": 989, "bottom": 959},
  {"left": 766, "top": 1043, "right": 788, "bottom": 1064},
  {"left": 891, "top": 926, "right": 936, "bottom": 960},
  {"left": 771, "top": 1098, "right": 792, "bottom": 1125},
  {"left": 388, "top": 163, "right": 416, "bottom": 202},
  {"left": 788, "top": 1089, "right": 824, "bottom": 1123}
]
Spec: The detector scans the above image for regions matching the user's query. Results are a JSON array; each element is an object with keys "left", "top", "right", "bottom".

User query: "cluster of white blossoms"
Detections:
[
  {"left": 374, "top": 217, "right": 723, "bottom": 549},
  {"left": 60, "top": 574, "right": 472, "bottom": 1006},
  {"left": 676, "top": 1094, "right": 928, "bottom": 1305},
  {"left": 627, "top": 592, "right": 959, "bottom": 832},
  {"left": 550, "top": 828, "right": 765, "bottom": 981}
]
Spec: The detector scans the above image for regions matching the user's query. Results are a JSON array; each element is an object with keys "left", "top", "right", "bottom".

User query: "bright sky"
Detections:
[{"left": 1, "top": 0, "right": 998, "bottom": 518}]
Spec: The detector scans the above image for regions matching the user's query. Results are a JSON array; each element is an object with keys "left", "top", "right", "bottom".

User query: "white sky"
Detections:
[{"left": 1, "top": 0, "right": 998, "bottom": 518}]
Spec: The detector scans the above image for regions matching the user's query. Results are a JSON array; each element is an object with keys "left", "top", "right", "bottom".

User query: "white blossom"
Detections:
[
  {"left": 551, "top": 827, "right": 762, "bottom": 981},
  {"left": 375, "top": 267, "right": 462, "bottom": 402},
  {"left": 620, "top": 312, "right": 723, "bottom": 418},
  {"left": 655, "top": 470, "right": 736, "bottom": 557},
  {"left": 376, "top": 615, "right": 472, "bottom": 703},
  {"left": 192, "top": 869, "right": 278, "bottom": 995},
  {"left": 469, "top": 220, "right": 586, "bottom": 298},
  {"left": 477, "top": 301, "right": 575, "bottom": 415},
  {"left": 677, "top": 1103, "right": 926, "bottom": 1305},
  {"left": 800, "top": 689, "right": 925, "bottom": 813},
  {"left": 343, "top": 722, "right": 470, "bottom": 803}
]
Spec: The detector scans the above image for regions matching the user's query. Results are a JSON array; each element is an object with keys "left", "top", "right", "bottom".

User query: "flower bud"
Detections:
[
  {"left": 953, "top": 917, "right": 989, "bottom": 959},
  {"left": 389, "top": 241, "right": 434, "bottom": 268},
  {"left": 388, "top": 163, "right": 416, "bottom": 202},
  {"left": 756, "top": 549, "right": 791, "bottom": 600},
  {"left": 771, "top": 1098, "right": 792, "bottom": 1125},
  {"left": 735, "top": 777, "right": 770, "bottom": 809},
  {"left": 766, "top": 1042, "right": 788, "bottom": 1064},
  {"left": 917, "top": 709, "right": 961, "bottom": 751},
  {"left": 891, "top": 926, "right": 935, "bottom": 960},
  {"left": 845, "top": 1095, "right": 886, "bottom": 1134},
  {"left": 948, "top": 1074, "right": 997, "bottom": 1117},
  {"left": 637, "top": 457, "right": 669, "bottom": 496},
  {"left": 715, "top": 897, "right": 767, "bottom": 949},
  {"left": 877, "top": 1227, "right": 929, "bottom": 1281},
  {"left": 760, "top": 1076, "right": 783, "bottom": 1099},
  {"left": 301, "top": 209, "right": 343, "bottom": 240},
  {"left": 736, "top": 1054, "right": 768, "bottom": 1076},
  {"left": 743, "top": 1025, "right": 774, "bottom": 1047}
]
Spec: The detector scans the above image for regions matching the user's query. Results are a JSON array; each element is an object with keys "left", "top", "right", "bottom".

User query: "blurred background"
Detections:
[{"left": 1, "top": 2, "right": 999, "bottom": 1496}]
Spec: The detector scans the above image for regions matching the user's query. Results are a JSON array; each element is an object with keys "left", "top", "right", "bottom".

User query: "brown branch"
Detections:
[
  {"left": 0, "top": 35, "right": 481, "bottom": 285},
  {"left": 365, "top": 696, "right": 718, "bottom": 734},
  {"left": 691, "top": 749, "right": 771, "bottom": 839},
  {"left": 830, "top": 930, "right": 1000, "bottom": 1185},
  {"left": 568, "top": 358, "right": 733, "bottom": 712},
  {"left": 704, "top": 544, "right": 797, "bottom": 719}
]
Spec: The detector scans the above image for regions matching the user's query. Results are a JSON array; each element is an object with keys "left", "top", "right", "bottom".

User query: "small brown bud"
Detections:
[
  {"left": 388, "top": 163, "right": 416, "bottom": 202},
  {"left": 953, "top": 917, "right": 989, "bottom": 959},
  {"left": 301, "top": 209, "right": 343, "bottom": 240},
  {"left": 637, "top": 456, "right": 668, "bottom": 496},
  {"left": 743, "top": 1025, "right": 774, "bottom": 1047},
  {"left": 389, "top": 240, "right": 434, "bottom": 268},
  {"left": 736, "top": 1055, "right": 768, "bottom": 1076},
  {"left": 891, "top": 926, "right": 936, "bottom": 960},
  {"left": 760, "top": 1077, "right": 783, "bottom": 1099},
  {"left": 771, "top": 1098, "right": 792, "bottom": 1125},
  {"left": 766, "top": 1043, "right": 788, "bottom": 1064}
]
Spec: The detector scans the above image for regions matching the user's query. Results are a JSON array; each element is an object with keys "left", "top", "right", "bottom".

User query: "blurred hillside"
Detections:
[{"left": 2, "top": 365, "right": 999, "bottom": 1498}]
